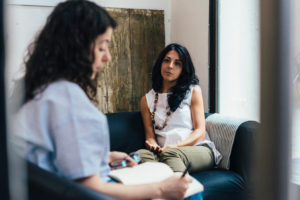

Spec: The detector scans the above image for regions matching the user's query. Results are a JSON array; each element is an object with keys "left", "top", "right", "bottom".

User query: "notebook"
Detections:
[{"left": 109, "top": 162, "right": 203, "bottom": 198}]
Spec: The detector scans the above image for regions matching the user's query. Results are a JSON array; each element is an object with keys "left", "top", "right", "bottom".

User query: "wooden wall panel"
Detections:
[{"left": 94, "top": 8, "right": 165, "bottom": 113}]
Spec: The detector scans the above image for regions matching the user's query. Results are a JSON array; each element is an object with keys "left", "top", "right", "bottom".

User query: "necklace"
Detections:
[{"left": 151, "top": 92, "right": 171, "bottom": 130}]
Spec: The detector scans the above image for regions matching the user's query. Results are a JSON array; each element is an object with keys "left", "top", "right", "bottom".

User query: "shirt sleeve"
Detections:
[
  {"left": 47, "top": 82, "right": 110, "bottom": 180},
  {"left": 52, "top": 115, "right": 110, "bottom": 180}
]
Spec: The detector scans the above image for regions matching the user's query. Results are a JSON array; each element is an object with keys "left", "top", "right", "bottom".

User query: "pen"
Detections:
[{"left": 182, "top": 162, "right": 192, "bottom": 177}]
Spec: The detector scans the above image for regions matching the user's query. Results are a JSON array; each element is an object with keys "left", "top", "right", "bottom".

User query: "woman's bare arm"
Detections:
[
  {"left": 162, "top": 86, "right": 206, "bottom": 150},
  {"left": 140, "top": 96, "right": 162, "bottom": 152}
]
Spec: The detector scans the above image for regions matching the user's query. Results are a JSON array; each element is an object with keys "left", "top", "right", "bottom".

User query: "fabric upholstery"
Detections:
[
  {"left": 206, "top": 114, "right": 248, "bottom": 169},
  {"left": 192, "top": 169, "right": 246, "bottom": 200},
  {"left": 230, "top": 121, "right": 259, "bottom": 188},
  {"left": 107, "top": 111, "right": 146, "bottom": 153}
]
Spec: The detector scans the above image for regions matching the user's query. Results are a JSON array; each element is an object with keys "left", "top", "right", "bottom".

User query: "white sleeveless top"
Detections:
[{"left": 146, "top": 85, "right": 222, "bottom": 164}]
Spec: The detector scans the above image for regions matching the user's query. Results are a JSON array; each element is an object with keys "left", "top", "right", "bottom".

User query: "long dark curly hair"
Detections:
[
  {"left": 24, "top": 0, "right": 116, "bottom": 102},
  {"left": 152, "top": 43, "right": 199, "bottom": 112}
]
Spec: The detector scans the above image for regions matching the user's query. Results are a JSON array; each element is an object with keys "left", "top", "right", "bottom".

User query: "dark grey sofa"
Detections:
[
  {"left": 107, "top": 112, "right": 259, "bottom": 200},
  {"left": 27, "top": 111, "right": 259, "bottom": 200}
]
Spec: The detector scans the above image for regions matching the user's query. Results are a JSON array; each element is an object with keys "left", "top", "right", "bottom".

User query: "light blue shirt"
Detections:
[{"left": 17, "top": 80, "right": 110, "bottom": 182}]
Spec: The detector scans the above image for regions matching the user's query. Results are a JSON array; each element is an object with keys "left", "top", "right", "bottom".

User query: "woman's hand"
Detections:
[
  {"left": 158, "top": 173, "right": 192, "bottom": 200},
  {"left": 161, "top": 144, "right": 178, "bottom": 151},
  {"left": 108, "top": 151, "right": 138, "bottom": 167},
  {"left": 145, "top": 140, "right": 162, "bottom": 154}
]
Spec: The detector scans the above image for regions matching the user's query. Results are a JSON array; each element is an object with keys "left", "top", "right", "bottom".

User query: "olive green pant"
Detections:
[{"left": 137, "top": 145, "right": 214, "bottom": 173}]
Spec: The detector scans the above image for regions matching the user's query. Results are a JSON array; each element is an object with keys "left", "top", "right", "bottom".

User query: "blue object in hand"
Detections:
[{"left": 109, "top": 152, "right": 141, "bottom": 169}]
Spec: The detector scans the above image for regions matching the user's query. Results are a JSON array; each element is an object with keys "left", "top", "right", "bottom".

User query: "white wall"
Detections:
[
  {"left": 6, "top": 0, "right": 209, "bottom": 111},
  {"left": 171, "top": 0, "right": 209, "bottom": 111},
  {"left": 5, "top": 5, "right": 53, "bottom": 91},
  {"left": 5, "top": 0, "right": 172, "bottom": 92}
]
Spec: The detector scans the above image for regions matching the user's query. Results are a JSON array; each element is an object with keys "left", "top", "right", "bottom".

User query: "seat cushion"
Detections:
[
  {"left": 107, "top": 111, "right": 146, "bottom": 153},
  {"left": 192, "top": 169, "right": 246, "bottom": 200}
]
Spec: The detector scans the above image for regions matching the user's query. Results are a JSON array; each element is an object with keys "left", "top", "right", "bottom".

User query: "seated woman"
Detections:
[
  {"left": 137, "top": 43, "right": 222, "bottom": 173},
  {"left": 16, "top": 1, "right": 192, "bottom": 199}
]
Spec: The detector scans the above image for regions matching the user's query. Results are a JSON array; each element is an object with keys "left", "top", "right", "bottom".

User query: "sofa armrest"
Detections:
[
  {"left": 230, "top": 121, "right": 260, "bottom": 186},
  {"left": 27, "top": 161, "right": 117, "bottom": 200},
  {"left": 205, "top": 113, "right": 259, "bottom": 186}
]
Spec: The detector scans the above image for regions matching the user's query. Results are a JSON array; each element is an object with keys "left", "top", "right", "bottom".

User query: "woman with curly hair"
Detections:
[
  {"left": 18, "top": 0, "right": 192, "bottom": 199},
  {"left": 137, "top": 43, "right": 222, "bottom": 173}
]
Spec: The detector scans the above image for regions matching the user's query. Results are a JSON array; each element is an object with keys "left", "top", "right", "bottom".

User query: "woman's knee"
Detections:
[
  {"left": 160, "top": 148, "right": 181, "bottom": 159},
  {"left": 137, "top": 149, "right": 151, "bottom": 155},
  {"left": 188, "top": 146, "right": 214, "bottom": 173},
  {"left": 137, "top": 149, "right": 157, "bottom": 161}
]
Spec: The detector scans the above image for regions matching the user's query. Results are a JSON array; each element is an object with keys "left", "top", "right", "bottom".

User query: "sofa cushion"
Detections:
[
  {"left": 192, "top": 169, "right": 246, "bottom": 200},
  {"left": 107, "top": 111, "right": 146, "bottom": 153}
]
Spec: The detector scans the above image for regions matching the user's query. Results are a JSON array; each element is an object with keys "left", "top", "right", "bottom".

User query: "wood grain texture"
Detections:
[{"left": 94, "top": 8, "right": 165, "bottom": 113}]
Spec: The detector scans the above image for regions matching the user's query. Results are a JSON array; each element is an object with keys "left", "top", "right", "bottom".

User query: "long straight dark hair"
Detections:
[
  {"left": 24, "top": 0, "right": 116, "bottom": 102},
  {"left": 152, "top": 43, "right": 199, "bottom": 112}
]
